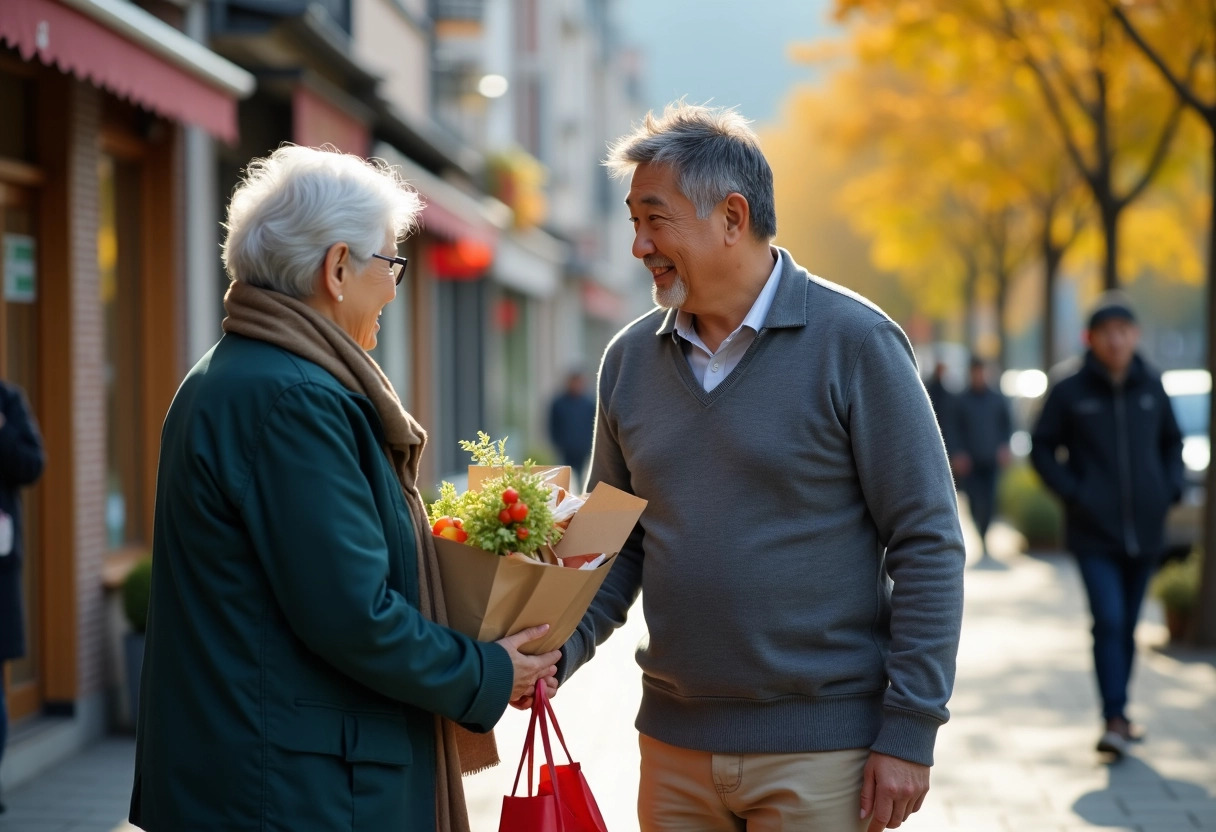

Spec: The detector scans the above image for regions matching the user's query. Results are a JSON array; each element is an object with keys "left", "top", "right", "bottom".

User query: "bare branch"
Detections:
[
  {"left": 1118, "top": 96, "right": 1186, "bottom": 210},
  {"left": 1106, "top": 0, "right": 1215, "bottom": 122},
  {"left": 995, "top": 0, "right": 1099, "bottom": 189},
  {"left": 1119, "top": 48, "right": 1202, "bottom": 209}
]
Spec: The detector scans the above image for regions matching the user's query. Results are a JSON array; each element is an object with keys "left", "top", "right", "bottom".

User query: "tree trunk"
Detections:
[
  {"left": 996, "top": 272, "right": 1010, "bottom": 372},
  {"left": 1101, "top": 199, "right": 1120, "bottom": 291},
  {"left": 1197, "top": 136, "right": 1216, "bottom": 646},
  {"left": 1043, "top": 232, "right": 1062, "bottom": 370},
  {"left": 963, "top": 261, "right": 978, "bottom": 354}
]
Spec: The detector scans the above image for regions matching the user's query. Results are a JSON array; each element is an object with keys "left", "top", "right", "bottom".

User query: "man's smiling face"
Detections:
[{"left": 626, "top": 162, "right": 724, "bottom": 311}]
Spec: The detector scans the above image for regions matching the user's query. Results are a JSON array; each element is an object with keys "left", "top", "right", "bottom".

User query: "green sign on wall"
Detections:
[{"left": 3, "top": 234, "right": 37, "bottom": 304}]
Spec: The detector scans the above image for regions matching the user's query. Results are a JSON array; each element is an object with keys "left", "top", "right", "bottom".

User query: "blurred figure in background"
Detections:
[
  {"left": 925, "top": 360, "right": 957, "bottom": 456},
  {"left": 0, "top": 380, "right": 44, "bottom": 815},
  {"left": 949, "top": 356, "right": 1012, "bottom": 559},
  {"left": 1030, "top": 292, "right": 1183, "bottom": 759},
  {"left": 547, "top": 369, "right": 596, "bottom": 487}
]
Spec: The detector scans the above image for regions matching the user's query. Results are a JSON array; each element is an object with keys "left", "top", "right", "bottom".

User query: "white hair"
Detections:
[{"left": 222, "top": 145, "right": 423, "bottom": 298}]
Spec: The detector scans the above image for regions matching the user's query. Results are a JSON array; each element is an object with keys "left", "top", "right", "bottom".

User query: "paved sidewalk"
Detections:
[
  {"left": 6, "top": 523, "right": 1216, "bottom": 831},
  {"left": 463, "top": 528, "right": 1216, "bottom": 832}
]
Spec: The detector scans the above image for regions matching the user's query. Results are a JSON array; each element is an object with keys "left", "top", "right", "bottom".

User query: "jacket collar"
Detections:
[
  {"left": 655, "top": 246, "right": 808, "bottom": 336},
  {"left": 1082, "top": 350, "right": 1148, "bottom": 388}
]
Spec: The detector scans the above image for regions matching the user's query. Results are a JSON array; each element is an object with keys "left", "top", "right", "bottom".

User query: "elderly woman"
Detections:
[{"left": 129, "top": 145, "right": 559, "bottom": 832}]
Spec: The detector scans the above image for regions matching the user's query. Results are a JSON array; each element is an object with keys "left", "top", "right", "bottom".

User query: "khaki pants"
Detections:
[{"left": 638, "top": 734, "right": 871, "bottom": 832}]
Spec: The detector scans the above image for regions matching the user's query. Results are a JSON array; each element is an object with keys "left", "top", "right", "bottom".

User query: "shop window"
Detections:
[
  {"left": 98, "top": 154, "right": 145, "bottom": 548},
  {"left": 0, "top": 64, "right": 34, "bottom": 162}
]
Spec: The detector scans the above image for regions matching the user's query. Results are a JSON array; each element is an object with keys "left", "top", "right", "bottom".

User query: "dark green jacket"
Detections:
[{"left": 130, "top": 334, "right": 513, "bottom": 831}]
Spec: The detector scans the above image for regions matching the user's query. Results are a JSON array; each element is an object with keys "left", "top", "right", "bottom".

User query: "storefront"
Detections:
[{"left": 0, "top": 0, "right": 251, "bottom": 773}]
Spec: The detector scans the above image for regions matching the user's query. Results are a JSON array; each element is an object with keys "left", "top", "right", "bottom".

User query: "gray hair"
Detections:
[
  {"left": 604, "top": 102, "right": 776, "bottom": 240},
  {"left": 222, "top": 145, "right": 423, "bottom": 298}
]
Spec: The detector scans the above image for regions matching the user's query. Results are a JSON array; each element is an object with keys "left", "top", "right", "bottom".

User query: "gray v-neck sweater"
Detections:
[{"left": 560, "top": 248, "right": 965, "bottom": 767}]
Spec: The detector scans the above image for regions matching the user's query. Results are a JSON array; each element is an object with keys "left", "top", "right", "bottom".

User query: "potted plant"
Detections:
[
  {"left": 1151, "top": 551, "right": 1201, "bottom": 643},
  {"left": 121, "top": 557, "right": 153, "bottom": 726},
  {"left": 997, "top": 463, "right": 1063, "bottom": 550}
]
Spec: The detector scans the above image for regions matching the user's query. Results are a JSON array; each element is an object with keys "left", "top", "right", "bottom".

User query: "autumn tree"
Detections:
[
  {"left": 793, "top": 13, "right": 1086, "bottom": 366},
  {"left": 837, "top": 0, "right": 1190, "bottom": 292},
  {"left": 1106, "top": 0, "right": 1216, "bottom": 643}
]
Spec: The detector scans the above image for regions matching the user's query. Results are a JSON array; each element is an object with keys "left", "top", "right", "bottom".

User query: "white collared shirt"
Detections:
[{"left": 675, "top": 252, "right": 783, "bottom": 392}]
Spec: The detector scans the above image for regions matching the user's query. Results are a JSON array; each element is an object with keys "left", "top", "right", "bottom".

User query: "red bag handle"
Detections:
[
  {"left": 508, "top": 680, "right": 565, "bottom": 822},
  {"left": 541, "top": 686, "right": 575, "bottom": 765},
  {"left": 509, "top": 690, "right": 541, "bottom": 797}
]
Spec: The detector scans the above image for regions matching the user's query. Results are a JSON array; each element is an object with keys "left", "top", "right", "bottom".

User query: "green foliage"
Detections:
[
  {"left": 1152, "top": 552, "right": 1201, "bottom": 615},
  {"left": 460, "top": 432, "right": 513, "bottom": 467},
  {"left": 997, "top": 463, "right": 1062, "bottom": 548},
  {"left": 429, "top": 434, "right": 562, "bottom": 558},
  {"left": 122, "top": 557, "right": 154, "bottom": 634}
]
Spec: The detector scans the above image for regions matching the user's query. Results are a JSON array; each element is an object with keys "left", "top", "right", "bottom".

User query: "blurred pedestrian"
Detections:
[
  {"left": 0, "top": 380, "right": 44, "bottom": 814},
  {"left": 547, "top": 369, "right": 596, "bottom": 487},
  {"left": 950, "top": 356, "right": 1013, "bottom": 558},
  {"left": 1030, "top": 292, "right": 1184, "bottom": 759},
  {"left": 559, "top": 102, "right": 965, "bottom": 832},
  {"left": 925, "top": 360, "right": 957, "bottom": 454},
  {"left": 129, "top": 145, "right": 558, "bottom": 832}
]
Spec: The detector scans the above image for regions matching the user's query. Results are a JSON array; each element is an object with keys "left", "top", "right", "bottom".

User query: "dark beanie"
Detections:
[{"left": 1087, "top": 294, "right": 1136, "bottom": 330}]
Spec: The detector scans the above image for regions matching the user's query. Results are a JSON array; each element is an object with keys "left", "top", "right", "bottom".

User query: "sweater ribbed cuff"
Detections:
[
  {"left": 869, "top": 706, "right": 943, "bottom": 767},
  {"left": 556, "top": 629, "right": 586, "bottom": 686}
]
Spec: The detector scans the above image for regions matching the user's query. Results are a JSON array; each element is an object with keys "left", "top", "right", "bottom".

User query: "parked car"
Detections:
[{"left": 1163, "top": 369, "right": 1210, "bottom": 562}]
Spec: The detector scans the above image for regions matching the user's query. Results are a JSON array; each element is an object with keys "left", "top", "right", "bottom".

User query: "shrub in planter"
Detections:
[
  {"left": 121, "top": 557, "right": 153, "bottom": 728},
  {"left": 997, "top": 463, "right": 1063, "bottom": 549},
  {"left": 1152, "top": 552, "right": 1201, "bottom": 643},
  {"left": 122, "top": 558, "right": 153, "bottom": 634}
]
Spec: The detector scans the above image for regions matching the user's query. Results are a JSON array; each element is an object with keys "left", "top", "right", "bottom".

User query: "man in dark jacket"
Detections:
[
  {"left": 1031, "top": 293, "right": 1184, "bottom": 759},
  {"left": 950, "top": 357, "right": 1012, "bottom": 559},
  {"left": 547, "top": 370, "right": 597, "bottom": 487},
  {"left": 0, "top": 380, "right": 45, "bottom": 812}
]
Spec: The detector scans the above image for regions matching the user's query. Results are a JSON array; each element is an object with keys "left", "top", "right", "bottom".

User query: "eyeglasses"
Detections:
[{"left": 371, "top": 252, "right": 409, "bottom": 286}]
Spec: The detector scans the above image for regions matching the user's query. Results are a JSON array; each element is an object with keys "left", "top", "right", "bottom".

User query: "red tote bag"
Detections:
[{"left": 499, "top": 681, "right": 608, "bottom": 832}]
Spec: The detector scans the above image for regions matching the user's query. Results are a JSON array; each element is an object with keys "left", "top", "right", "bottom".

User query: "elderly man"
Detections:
[{"left": 559, "top": 102, "right": 965, "bottom": 831}]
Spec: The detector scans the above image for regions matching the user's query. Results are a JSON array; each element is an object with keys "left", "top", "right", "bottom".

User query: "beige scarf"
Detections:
[{"left": 222, "top": 280, "right": 498, "bottom": 832}]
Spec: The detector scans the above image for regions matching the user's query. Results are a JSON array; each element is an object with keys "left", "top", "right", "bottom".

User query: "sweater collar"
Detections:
[{"left": 655, "top": 246, "right": 808, "bottom": 336}]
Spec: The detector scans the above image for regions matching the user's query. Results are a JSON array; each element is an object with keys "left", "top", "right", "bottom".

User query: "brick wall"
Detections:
[{"left": 69, "top": 80, "right": 107, "bottom": 699}]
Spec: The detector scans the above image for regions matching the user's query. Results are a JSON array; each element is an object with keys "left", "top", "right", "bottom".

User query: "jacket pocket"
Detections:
[{"left": 273, "top": 700, "right": 413, "bottom": 766}]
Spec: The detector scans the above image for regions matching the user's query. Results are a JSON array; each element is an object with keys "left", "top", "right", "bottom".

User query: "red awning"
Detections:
[
  {"left": 0, "top": 0, "right": 244, "bottom": 143},
  {"left": 582, "top": 280, "right": 628, "bottom": 322},
  {"left": 293, "top": 84, "right": 370, "bottom": 157}
]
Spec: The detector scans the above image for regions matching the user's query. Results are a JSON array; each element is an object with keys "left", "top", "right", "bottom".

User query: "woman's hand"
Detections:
[{"left": 496, "top": 624, "right": 561, "bottom": 708}]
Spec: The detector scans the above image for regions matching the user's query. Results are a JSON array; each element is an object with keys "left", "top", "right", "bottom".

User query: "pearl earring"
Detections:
[{"left": 338, "top": 294, "right": 344, "bottom": 302}]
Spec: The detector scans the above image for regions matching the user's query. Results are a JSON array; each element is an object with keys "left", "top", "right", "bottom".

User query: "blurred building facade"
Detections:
[{"left": 0, "top": 0, "right": 645, "bottom": 792}]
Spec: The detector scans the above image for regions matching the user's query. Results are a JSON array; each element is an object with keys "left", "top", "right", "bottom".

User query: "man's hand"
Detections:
[
  {"left": 860, "top": 752, "right": 930, "bottom": 830},
  {"left": 950, "top": 453, "right": 972, "bottom": 478},
  {"left": 496, "top": 624, "right": 560, "bottom": 707},
  {"left": 510, "top": 675, "right": 557, "bottom": 710}
]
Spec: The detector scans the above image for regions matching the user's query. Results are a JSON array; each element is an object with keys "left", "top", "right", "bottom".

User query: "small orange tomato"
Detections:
[
  {"left": 432, "top": 516, "right": 456, "bottom": 535},
  {"left": 439, "top": 525, "right": 468, "bottom": 543}
]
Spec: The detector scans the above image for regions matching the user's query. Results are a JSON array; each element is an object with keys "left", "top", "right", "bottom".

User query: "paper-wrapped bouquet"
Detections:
[{"left": 427, "top": 434, "right": 646, "bottom": 654}]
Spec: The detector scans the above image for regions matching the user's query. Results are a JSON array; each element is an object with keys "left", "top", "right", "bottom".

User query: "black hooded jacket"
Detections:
[{"left": 1031, "top": 352, "right": 1184, "bottom": 559}]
